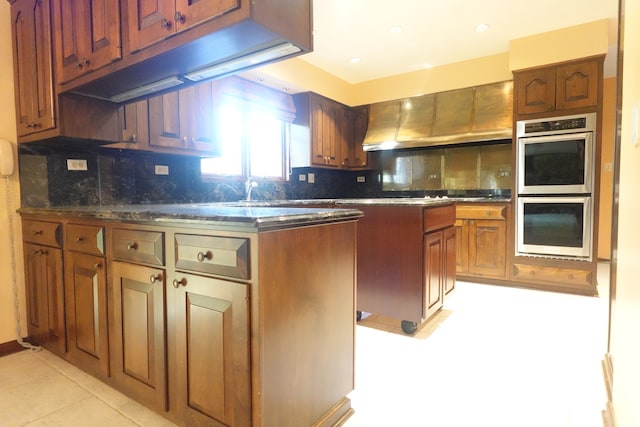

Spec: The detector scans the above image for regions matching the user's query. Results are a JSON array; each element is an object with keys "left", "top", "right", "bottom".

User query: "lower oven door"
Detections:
[{"left": 516, "top": 196, "right": 592, "bottom": 260}]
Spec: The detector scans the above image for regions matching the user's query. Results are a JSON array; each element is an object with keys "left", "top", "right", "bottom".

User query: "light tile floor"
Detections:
[{"left": 0, "top": 265, "right": 610, "bottom": 426}]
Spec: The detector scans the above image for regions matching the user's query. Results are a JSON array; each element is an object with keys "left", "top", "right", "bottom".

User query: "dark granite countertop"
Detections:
[{"left": 18, "top": 203, "right": 364, "bottom": 231}]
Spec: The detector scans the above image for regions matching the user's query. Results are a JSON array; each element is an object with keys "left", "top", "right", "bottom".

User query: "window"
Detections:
[{"left": 200, "top": 99, "right": 289, "bottom": 180}]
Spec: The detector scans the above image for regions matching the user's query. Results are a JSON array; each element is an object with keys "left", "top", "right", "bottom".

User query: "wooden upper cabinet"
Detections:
[
  {"left": 118, "top": 99, "right": 150, "bottom": 145},
  {"left": 555, "top": 60, "right": 600, "bottom": 111},
  {"left": 148, "top": 80, "right": 221, "bottom": 154},
  {"left": 515, "top": 57, "right": 602, "bottom": 117},
  {"left": 123, "top": 0, "right": 240, "bottom": 53},
  {"left": 10, "top": 0, "right": 55, "bottom": 137},
  {"left": 52, "top": 0, "right": 122, "bottom": 84}
]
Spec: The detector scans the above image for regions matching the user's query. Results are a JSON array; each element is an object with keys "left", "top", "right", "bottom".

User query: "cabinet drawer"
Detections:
[
  {"left": 423, "top": 204, "right": 456, "bottom": 233},
  {"left": 513, "top": 264, "right": 592, "bottom": 289},
  {"left": 456, "top": 204, "right": 506, "bottom": 220},
  {"left": 66, "top": 224, "right": 105, "bottom": 256},
  {"left": 175, "top": 234, "right": 249, "bottom": 279},
  {"left": 23, "top": 220, "right": 62, "bottom": 247},
  {"left": 112, "top": 229, "right": 165, "bottom": 266}
]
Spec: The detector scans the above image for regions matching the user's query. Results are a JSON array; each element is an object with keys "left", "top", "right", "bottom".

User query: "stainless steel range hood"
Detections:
[{"left": 363, "top": 81, "right": 513, "bottom": 151}]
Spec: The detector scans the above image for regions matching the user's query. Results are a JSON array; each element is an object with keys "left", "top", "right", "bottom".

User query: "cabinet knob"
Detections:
[
  {"left": 174, "top": 11, "right": 186, "bottom": 24},
  {"left": 160, "top": 18, "right": 172, "bottom": 30},
  {"left": 32, "top": 230, "right": 43, "bottom": 236},
  {"left": 130, "top": 134, "right": 137, "bottom": 143},
  {"left": 126, "top": 242, "right": 138, "bottom": 251},
  {"left": 76, "top": 62, "right": 83, "bottom": 69},
  {"left": 83, "top": 58, "right": 90, "bottom": 66},
  {"left": 94, "top": 263, "right": 102, "bottom": 269},
  {"left": 172, "top": 278, "right": 187, "bottom": 288},
  {"left": 196, "top": 251, "right": 213, "bottom": 262},
  {"left": 33, "top": 249, "right": 48, "bottom": 256},
  {"left": 150, "top": 273, "right": 162, "bottom": 284},
  {"left": 75, "top": 236, "right": 84, "bottom": 243}
]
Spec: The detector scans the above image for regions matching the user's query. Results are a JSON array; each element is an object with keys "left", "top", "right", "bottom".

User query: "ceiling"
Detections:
[{"left": 297, "top": 0, "right": 619, "bottom": 84}]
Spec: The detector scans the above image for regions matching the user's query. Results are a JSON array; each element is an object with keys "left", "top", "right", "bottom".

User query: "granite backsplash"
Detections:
[{"left": 18, "top": 143, "right": 385, "bottom": 208}]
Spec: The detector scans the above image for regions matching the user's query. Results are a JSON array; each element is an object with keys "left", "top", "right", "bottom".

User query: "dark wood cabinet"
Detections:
[
  {"left": 118, "top": 99, "right": 150, "bottom": 146},
  {"left": 22, "top": 219, "right": 65, "bottom": 355},
  {"left": 342, "top": 203, "right": 456, "bottom": 333},
  {"left": 294, "top": 92, "right": 370, "bottom": 169},
  {"left": 64, "top": 251, "right": 109, "bottom": 379},
  {"left": 148, "top": 81, "right": 221, "bottom": 154},
  {"left": 110, "top": 261, "right": 167, "bottom": 412},
  {"left": 123, "top": 0, "right": 239, "bottom": 53},
  {"left": 172, "top": 271, "right": 250, "bottom": 426},
  {"left": 423, "top": 231, "right": 444, "bottom": 321},
  {"left": 64, "top": 223, "right": 109, "bottom": 379},
  {"left": 514, "top": 57, "right": 602, "bottom": 116},
  {"left": 52, "top": 0, "right": 122, "bottom": 84},
  {"left": 10, "top": 0, "right": 55, "bottom": 138},
  {"left": 455, "top": 203, "right": 508, "bottom": 280}
]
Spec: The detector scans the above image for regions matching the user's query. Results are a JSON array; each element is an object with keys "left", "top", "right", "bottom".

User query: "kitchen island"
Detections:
[{"left": 19, "top": 204, "right": 362, "bottom": 427}]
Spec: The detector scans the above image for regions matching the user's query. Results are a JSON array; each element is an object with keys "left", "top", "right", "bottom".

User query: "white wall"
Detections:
[
  {"left": 0, "top": 1, "right": 26, "bottom": 345},
  {"left": 609, "top": 0, "right": 640, "bottom": 425}
]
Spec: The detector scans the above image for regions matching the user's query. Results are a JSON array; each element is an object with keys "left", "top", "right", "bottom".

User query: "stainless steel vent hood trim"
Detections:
[{"left": 363, "top": 81, "right": 513, "bottom": 151}]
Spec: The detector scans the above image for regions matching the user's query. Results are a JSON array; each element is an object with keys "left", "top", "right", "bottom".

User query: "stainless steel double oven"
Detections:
[{"left": 515, "top": 113, "right": 596, "bottom": 260}]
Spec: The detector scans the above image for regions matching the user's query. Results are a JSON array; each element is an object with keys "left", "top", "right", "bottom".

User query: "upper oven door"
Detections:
[{"left": 517, "top": 132, "right": 593, "bottom": 195}]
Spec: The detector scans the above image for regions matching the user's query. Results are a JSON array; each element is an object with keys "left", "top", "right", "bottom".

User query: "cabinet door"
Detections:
[
  {"left": 148, "top": 90, "right": 189, "bottom": 149},
  {"left": 64, "top": 251, "right": 109, "bottom": 378},
  {"left": 53, "top": 0, "right": 121, "bottom": 84},
  {"left": 423, "top": 231, "right": 444, "bottom": 321},
  {"left": 183, "top": 81, "right": 222, "bottom": 154},
  {"left": 310, "top": 96, "right": 340, "bottom": 167},
  {"left": 515, "top": 68, "right": 556, "bottom": 115},
  {"left": 123, "top": 0, "right": 175, "bottom": 53},
  {"left": 110, "top": 262, "right": 167, "bottom": 411},
  {"left": 175, "top": 0, "right": 240, "bottom": 32},
  {"left": 443, "top": 226, "right": 457, "bottom": 295},
  {"left": 468, "top": 219, "right": 506, "bottom": 278},
  {"left": 118, "top": 100, "right": 149, "bottom": 145},
  {"left": 454, "top": 219, "right": 469, "bottom": 274},
  {"left": 350, "top": 105, "right": 369, "bottom": 168},
  {"left": 555, "top": 60, "right": 599, "bottom": 111},
  {"left": 172, "top": 272, "right": 250, "bottom": 427},
  {"left": 23, "top": 243, "right": 65, "bottom": 355},
  {"left": 11, "top": 0, "right": 55, "bottom": 137}
]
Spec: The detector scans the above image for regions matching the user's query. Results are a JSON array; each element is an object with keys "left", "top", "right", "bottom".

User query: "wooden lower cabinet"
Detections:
[
  {"left": 110, "top": 261, "right": 167, "bottom": 412},
  {"left": 20, "top": 213, "right": 357, "bottom": 427},
  {"left": 424, "top": 231, "right": 445, "bottom": 320},
  {"left": 171, "top": 271, "right": 250, "bottom": 426},
  {"left": 64, "top": 251, "right": 109, "bottom": 379},
  {"left": 23, "top": 242, "right": 65, "bottom": 355},
  {"left": 455, "top": 203, "right": 508, "bottom": 280}
]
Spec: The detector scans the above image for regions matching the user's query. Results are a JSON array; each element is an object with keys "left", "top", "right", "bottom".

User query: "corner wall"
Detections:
[{"left": 0, "top": 1, "right": 26, "bottom": 345}]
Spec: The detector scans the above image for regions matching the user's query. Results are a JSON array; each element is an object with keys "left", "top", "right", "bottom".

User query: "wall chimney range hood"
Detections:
[{"left": 362, "top": 81, "right": 514, "bottom": 151}]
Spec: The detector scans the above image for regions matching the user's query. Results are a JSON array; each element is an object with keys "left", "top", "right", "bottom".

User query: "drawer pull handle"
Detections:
[
  {"left": 150, "top": 273, "right": 162, "bottom": 284},
  {"left": 75, "top": 236, "right": 84, "bottom": 243},
  {"left": 33, "top": 249, "right": 48, "bottom": 256},
  {"left": 127, "top": 242, "right": 138, "bottom": 251},
  {"left": 196, "top": 251, "right": 213, "bottom": 262},
  {"left": 32, "top": 230, "right": 43, "bottom": 236},
  {"left": 172, "top": 278, "right": 187, "bottom": 288}
]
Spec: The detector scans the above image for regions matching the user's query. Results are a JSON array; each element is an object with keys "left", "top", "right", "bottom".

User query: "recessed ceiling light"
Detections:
[
  {"left": 350, "top": 57, "right": 361, "bottom": 64},
  {"left": 390, "top": 26, "right": 402, "bottom": 34},
  {"left": 475, "top": 23, "right": 489, "bottom": 33}
]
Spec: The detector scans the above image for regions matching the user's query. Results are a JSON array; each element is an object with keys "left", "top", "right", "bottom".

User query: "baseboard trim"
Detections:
[{"left": 0, "top": 340, "right": 27, "bottom": 358}]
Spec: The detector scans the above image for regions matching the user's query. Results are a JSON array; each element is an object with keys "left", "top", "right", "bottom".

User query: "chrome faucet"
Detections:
[{"left": 244, "top": 177, "right": 258, "bottom": 201}]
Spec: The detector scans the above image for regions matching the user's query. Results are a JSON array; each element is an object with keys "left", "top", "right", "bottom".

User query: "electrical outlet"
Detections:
[
  {"left": 299, "top": 174, "right": 306, "bottom": 182},
  {"left": 308, "top": 173, "right": 315, "bottom": 184},
  {"left": 67, "top": 159, "right": 88, "bottom": 171},
  {"left": 357, "top": 176, "right": 366, "bottom": 183},
  {"left": 155, "top": 165, "right": 169, "bottom": 175}
]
